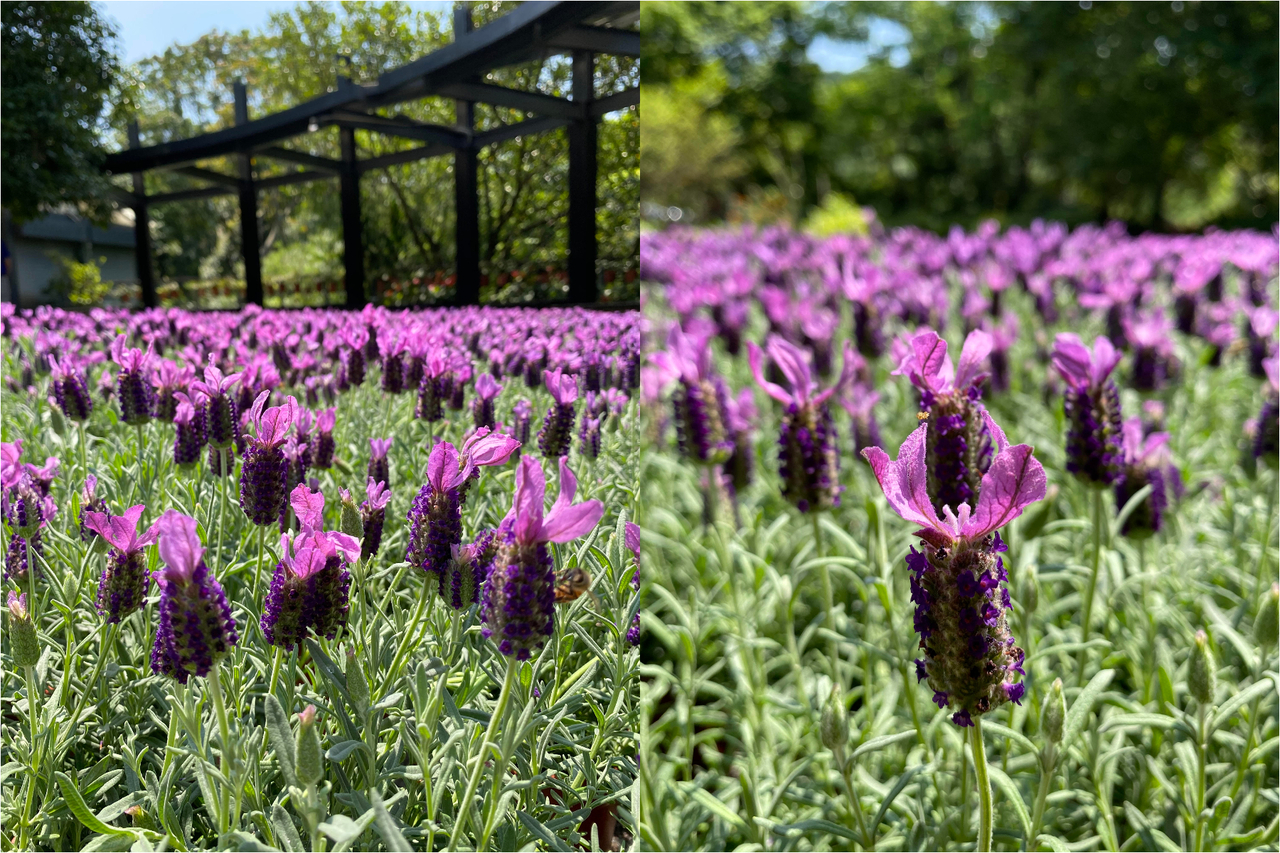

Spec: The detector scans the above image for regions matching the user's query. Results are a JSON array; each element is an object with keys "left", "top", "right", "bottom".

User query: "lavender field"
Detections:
[
  {"left": 637, "top": 222, "right": 1279, "bottom": 852},
  {"left": 0, "top": 303, "right": 641, "bottom": 851}
]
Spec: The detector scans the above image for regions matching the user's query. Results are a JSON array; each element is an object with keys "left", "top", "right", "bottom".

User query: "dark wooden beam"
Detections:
[
  {"left": 128, "top": 121, "right": 157, "bottom": 309},
  {"left": 339, "top": 125, "right": 365, "bottom": 308},
  {"left": 589, "top": 86, "right": 639, "bottom": 118},
  {"left": 454, "top": 5, "right": 480, "bottom": 307},
  {"left": 326, "top": 111, "right": 469, "bottom": 148},
  {"left": 235, "top": 80, "right": 264, "bottom": 307},
  {"left": 355, "top": 143, "right": 453, "bottom": 175},
  {"left": 567, "top": 50, "right": 597, "bottom": 303},
  {"left": 436, "top": 82, "right": 583, "bottom": 120},
  {"left": 255, "top": 145, "right": 341, "bottom": 173},
  {"left": 547, "top": 24, "right": 639, "bottom": 56},
  {"left": 256, "top": 170, "right": 329, "bottom": 190},
  {"left": 473, "top": 115, "right": 570, "bottom": 149},
  {"left": 174, "top": 165, "right": 241, "bottom": 187}
]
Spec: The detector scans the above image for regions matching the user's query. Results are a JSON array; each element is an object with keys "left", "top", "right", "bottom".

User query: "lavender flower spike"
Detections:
[
  {"left": 190, "top": 357, "right": 242, "bottom": 449},
  {"left": 1052, "top": 334, "right": 1125, "bottom": 487},
  {"left": 48, "top": 354, "right": 93, "bottom": 422},
  {"left": 261, "top": 485, "right": 361, "bottom": 651},
  {"left": 109, "top": 334, "right": 156, "bottom": 426},
  {"left": 473, "top": 373, "right": 502, "bottom": 430},
  {"left": 863, "top": 414, "right": 1045, "bottom": 725},
  {"left": 1115, "top": 418, "right": 1180, "bottom": 539},
  {"left": 83, "top": 505, "right": 159, "bottom": 623},
  {"left": 748, "top": 335, "right": 856, "bottom": 513},
  {"left": 150, "top": 510, "right": 238, "bottom": 683},
  {"left": 368, "top": 438, "right": 392, "bottom": 489},
  {"left": 536, "top": 369, "right": 578, "bottom": 458},
  {"left": 649, "top": 324, "right": 732, "bottom": 464},
  {"left": 239, "top": 390, "right": 297, "bottom": 526},
  {"left": 359, "top": 478, "right": 391, "bottom": 561},
  {"left": 481, "top": 456, "right": 604, "bottom": 660},
  {"left": 893, "top": 328, "right": 994, "bottom": 517}
]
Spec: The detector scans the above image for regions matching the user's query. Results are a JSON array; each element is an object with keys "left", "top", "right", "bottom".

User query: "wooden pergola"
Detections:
[{"left": 102, "top": 1, "right": 639, "bottom": 309}]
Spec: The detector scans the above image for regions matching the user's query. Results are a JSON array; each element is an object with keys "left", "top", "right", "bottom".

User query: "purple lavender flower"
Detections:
[
  {"left": 47, "top": 353, "right": 93, "bottom": 422},
  {"left": 443, "top": 532, "right": 495, "bottom": 610},
  {"left": 448, "top": 363, "right": 471, "bottom": 411},
  {"left": 1052, "top": 334, "right": 1125, "bottom": 487},
  {"left": 625, "top": 521, "right": 641, "bottom": 645},
  {"left": 1124, "top": 310, "right": 1176, "bottom": 392},
  {"left": 150, "top": 511, "right": 238, "bottom": 684},
  {"left": 359, "top": 477, "right": 391, "bottom": 561},
  {"left": 839, "top": 384, "right": 882, "bottom": 464},
  {"left": 1254, "top": 355, "right": 1278, "bottom": 466},
  {"left": 579, "top": 415, "right": 602, "bottom": 459},
  {"left": 172, "top": 392, "right": 205, "bottom": 469},
  {"left": 415, "top": 353, "right": 449, "bottom": 422},
  {"left": 367, "top": 438, "right": 392, "bottom": 489},
  {"left": 312, "top": 408, "right": 336, "bottom": 469},
  {"left": 648, "top": 325, "right": 732, "bottom": 465},
  {"left": 536, "top": 369, "right": 578, "bottom": 459},
  {"left": 239, "top": 391, "right": 297, "bottom": 526},
  {"left": 293, "top": 407, "right": 315, "bottom": 470},
  {"left": 79, "top": 475, "right": 108, "bottom": 542},
  {"left": 150, "top": 360, "right": 193, "bottom": 422},
  {"left": 473, "top": 373, "right": 502, "bottom": 430},
  {"left": 190, "top": 358, "right": 242, "bottom": 449},
  {"left": 481, "top": 456, "right": 603, "bottom": 660},
  {"left": 512, "top": 399, "right": 533, "bottom": 447},
  {"left": 407, "top": 431, "right": 520, "bottom": 582},
  {"left": 279, "top": 437, "right": 309, "bottom": 531},
  {"left": 109, "top": 334, "right": 156, "bottom": 426},
  {"left": 893, "top": 329, "right": 995, "bottom": 517},
  {"left": 748, "top": 336, "right": 855, "bottom": 513},
  {"left": 83, "top": 505, "right": 159, "bottom": 623},
  {"left": 864, "top": 414, "right": 1044, "bottom": 725},
  {"left": 381, "top": 341, "right": 406, "bottom": 394},
  {"left": 344, "top": 327, "right": 368, "bottom": 387},
  {"left": 261, "top": 486, "right": 361, "bottom": 651},
  {"left": 1115, "top": 418, "right": 1180, "bottom": 539}
]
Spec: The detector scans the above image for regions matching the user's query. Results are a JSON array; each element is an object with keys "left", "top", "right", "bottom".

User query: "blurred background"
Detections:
[{"left": 640, "top": 0, "right": 1278, "bottom": 233}]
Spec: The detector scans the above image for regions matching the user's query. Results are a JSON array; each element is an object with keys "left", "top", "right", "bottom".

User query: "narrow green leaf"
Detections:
[
  {"left": 689, "top": 788, "right": 752, "bottom": 835},
  {"left": 516, "top": 810, "right": 573, "bottom": 852},
  {"left": 1062, "top": 669, "right": 1114, "bottom": 747},
  {"left": 982, "top": 720, "right": 1038, "bottom": 756},
  {"left": 264, "top": 694, "right": 297, "bottom": 788},
  {"left": 988, "top": 764, "right": 1032, "bottom": 839},
  {"left": 325, "top": 740, "right": 372, "bottom": 763},
  {"left": 851, "top": 730, "right": 917, "bottom": 760},
  {"left": 56, "top": 771, "right": 133, "bottom": 837},
  {"left": 870, "top": 763, "right": 930, "bottom": 836},
  {"left": 1209, "top": 676, "right": 1276, "bottom": 734},
  {"left": 271, "top": 803, "right": 303, "bottom": 853},
  {"left": 370, "top": 790, "right": 412, "bottom": 852},
  {"left": 1098, "top": 712, "right": 1178, "bottom": 733}
]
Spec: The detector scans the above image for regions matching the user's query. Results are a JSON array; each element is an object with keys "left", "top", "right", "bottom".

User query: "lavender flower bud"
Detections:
[
  {"left": 448, "top": 378, "right": 465, "bottom": 411},
  {"left": 240, "top": 445, "right": 287, "bottom": 526},
  {"left": 360, "top": 502, "right": 385, "bottom": 561},
  {"left": 1041, "top": 678, "right": 1065, "bottom": 744},
  {"left": 97, "top": 548, "right": 150, "bottom": 623},
  {"left": 1188, "top": 630, "right": 1216, "bottom": 706},
  {"left": 473, "top": 396, "right": 495, "bottom": 430},
  {"left": 512, "top": 400, "right": 532, "bottom": 446},
  {"left": 579, "top": 416, "right": 601, "bottom": 459},
  {"left": 313, "top": 430, "right": 335, "bottom": 470},
  {"left": 117, "top": 367, "right": 154, "bottom": 426},
  {"left": 778, "top": 401, "right": 841, "bottom": 513},
  {"left": 150, "top": 560, "right": 237, "bottom": 684},
  {"left": 79, "top": 481, "right": 107, "bottom": 543},
  {"left": 205, "top": 394, "right": 238, "bottom": 448},
  {"left": 924, "top": 393, "right": 990, "bottom": 517},
  {"left": 672, "top": 379, "right": 731, "bottom": 464},
  {"left": 4, "top": 533, "right": 35, "bottom": 583},
  {"left": 345, "top": 648, "right": 370, "bottom": 715},
  {"left": 295, "top": 705, "right": 324, "bottom": 786},
  {"left": 819, "top": 686, "right": 848, "bottom": 754},
  {"left": 346, "top": 347, "right": 365, "bottom": 387},
  {"left": 174, "top": 418, "right": 203, "bottom": 469},
  {"left": 479, "top": 531, "right": 555, "bottom": 661},
  {"left": 404, "top": 355, "right": 424, "bottom": 390},
  {"left": 340, "top": 492, "right": 364, "bottom": 540},
  {"left": 6, "top": 591, "right": 39, "bottom": 668}
]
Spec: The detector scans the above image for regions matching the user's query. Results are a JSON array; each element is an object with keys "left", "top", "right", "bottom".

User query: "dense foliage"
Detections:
[
  {"left": 1, "top": 303, "right": 641, "bottom": 850},
  {"left": 638, "top": 222, "right": 1278, "bottom": 851},
  {"left": 1, "top": 1, "right": 121, "bottom": 224},
  {"left": 640, "top": 1, "right": 1278, "bottom": 232}
]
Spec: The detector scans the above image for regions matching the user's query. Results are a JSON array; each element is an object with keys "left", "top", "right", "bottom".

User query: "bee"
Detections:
[
  {"left": 917, "top": 411, "right": 930, "bottom": 421},
  {"left": 554, "top": 567, "right": 600, "bottom": 609}
]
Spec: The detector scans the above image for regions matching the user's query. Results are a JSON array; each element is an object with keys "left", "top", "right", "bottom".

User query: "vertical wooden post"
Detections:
[
  {"left": 234, "top": 80, "right": 263, "bottom": 306},
  {"left": 127, "top": 120, "right": 157, "bottom": 309},
  {"left": 453, "top": 3, "right": 480, "bottom": 306},
  {"left": 567, "top": 50, "right": 598, "bottom": 303},
  {"left": 339, "top": 125, "right": 366, "bottom": 309}
]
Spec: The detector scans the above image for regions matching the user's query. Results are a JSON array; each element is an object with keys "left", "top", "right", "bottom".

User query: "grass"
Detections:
[
  {"left": 637, "top": 282, "right": 1278, "bottom": 852},
  {"left": 1, "top": 335, "right": 640, "bottom": 852}
]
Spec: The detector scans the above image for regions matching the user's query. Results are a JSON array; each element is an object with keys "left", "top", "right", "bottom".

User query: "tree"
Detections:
[{"left": 2, "top": 2, "right": 121, "bottom": 223}]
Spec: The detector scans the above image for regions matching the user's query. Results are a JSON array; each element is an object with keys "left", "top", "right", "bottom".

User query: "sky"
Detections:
[
  {"left": 96, "top": 0, "right": 451, "bottom": 64},
  {"left": 807, "top": 17, "right": 912, "bottom": 74}
]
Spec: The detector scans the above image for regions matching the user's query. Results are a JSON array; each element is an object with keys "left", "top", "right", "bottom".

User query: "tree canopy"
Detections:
[
  {"left": 641, "top": 0, "right": 1278, "bottom": 232},
  {"left": 2, "top": 1, "right": 121, "bottom": 224}
]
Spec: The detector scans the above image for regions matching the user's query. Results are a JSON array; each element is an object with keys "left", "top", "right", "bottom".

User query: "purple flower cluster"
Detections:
[
  {"left": 1052, "top": 335, "right": 1126, "bottom": 487},
  {"left": 83, "top": 505, "right": 159, "bottom": 623}
]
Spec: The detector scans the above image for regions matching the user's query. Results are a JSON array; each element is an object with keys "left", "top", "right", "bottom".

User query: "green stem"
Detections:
[
  {"left": 839, "top": 752, "right": 872, "bottom": 850},
  {"left": 252, "top": 523, "right": 265, "bottom": 611},
  {"left": 1194, "top": 702, "right": 1208, "bottom": 853},
  {"left": 450, "top": 657, "right": 518, "bottom": 850},
  {"left": 69, "top": 621, "right": 120, "bottom": 729},
  {"left": 1077, "top": 488, "right": 1105, "bottom": 688},
  {"left": 1028, "top": 744, "right": 1056, "bottom": 852},
  {"left": 20, "top": 664, "right": 41, "bottom": 849},
  {"left": 215, "top": 448, "right": 228, "bottom": 570},
  {"left": 207, "top": 660, "right": 235, "bottom": 834},
  {"left": 77, "top": 420, "right": 89, "bottom": 480},
  {"left": 1249, "top": 475, "right": 1277, "bottom": 610},
  {"left": 268, "top": 646, "right": 284, "bottom": 703},
  {"left": 813, "top": 512, "right": 840, "bottom": 682},
  {"left": 386, "top": 582, "right": 431, "bottom": 681},
  {"left": 972, "top": 715, "right": 994, "bottom": 853}
]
